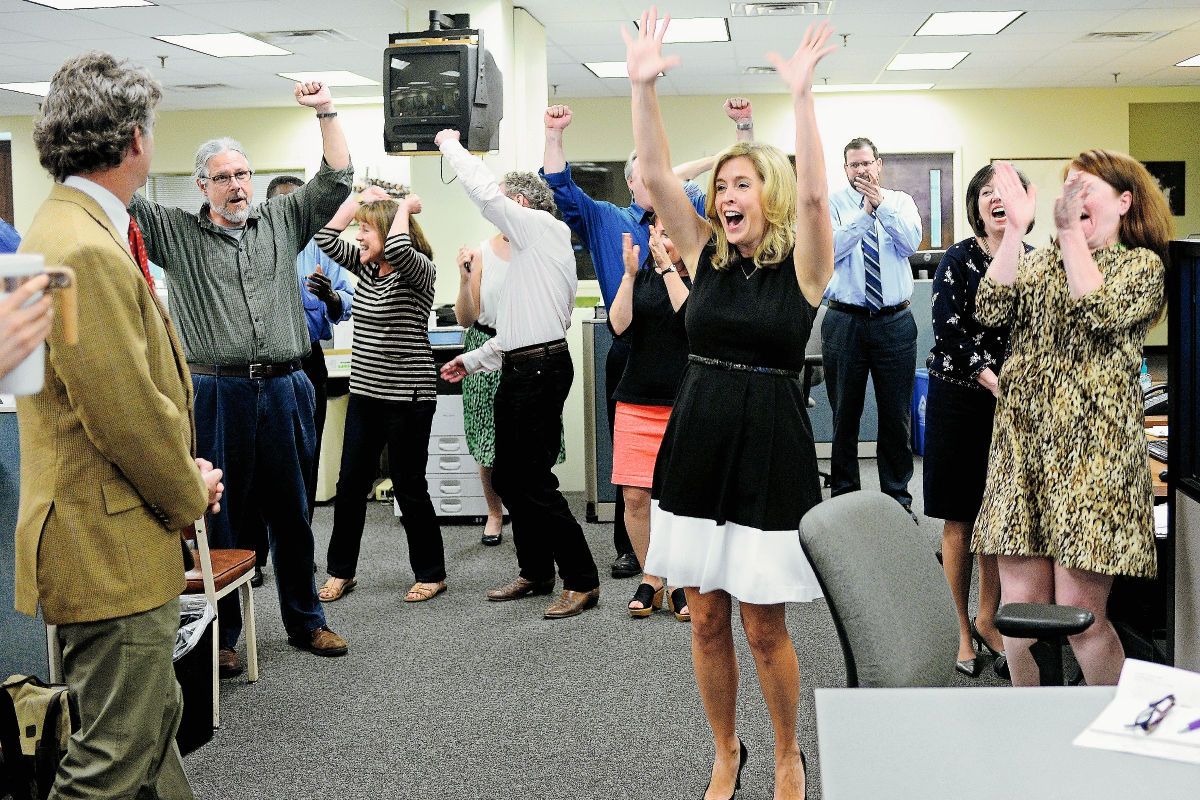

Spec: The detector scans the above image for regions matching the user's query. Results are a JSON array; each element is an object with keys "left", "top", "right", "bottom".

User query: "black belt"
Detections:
[
  {"left": 688, "top": 354, "right": 799, "bottom": 380},
  {"left": 472, "top": 321, "right": 497, "bottom": 337},
  {"left": 828, "top": 298, "right": 910, "bottom": 318},
  {"left": 188, "top": 360, "right": 302, "bottom": 380},
  {"left": 503, "top": 339, "right": 568, "bottom": 366}
]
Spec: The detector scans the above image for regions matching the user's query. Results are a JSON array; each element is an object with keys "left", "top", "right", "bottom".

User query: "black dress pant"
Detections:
[
  {"left": 493, "top": 350, "right": 600, "bottom": 593},
  {"left": 605, "top": 339, "right": 634, "bottom": 557}
]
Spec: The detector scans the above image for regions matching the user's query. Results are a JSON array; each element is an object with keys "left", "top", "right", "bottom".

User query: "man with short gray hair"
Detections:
[{"left": 130, "top": 80, "right": 353, "bottom": 666}]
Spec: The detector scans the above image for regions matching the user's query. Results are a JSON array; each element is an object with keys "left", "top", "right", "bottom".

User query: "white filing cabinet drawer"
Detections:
[
  {"left": 430, "top": 395, "right": 465, "bottom": 435},
  {"left": 396, "top": 495, "right": 492, "bottom": 518},
  {"left": 427, "top": 474, "right": 485, "bottom": 498},
  {"left": 429, "top": 435, "right": 470, "bottom": 455},
  {"left": 427, "top": 452, "right": 480, "bottom": 475}
]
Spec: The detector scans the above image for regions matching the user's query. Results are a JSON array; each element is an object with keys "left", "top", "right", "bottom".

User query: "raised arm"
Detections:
[
  {"left": 1055, "top": 171, "right": 1106, "bottom": 300},
  {"left": 454, "top": 246, "right": 482, "bottom": 327},
  {"left": 610, "top": 233, "right": 640, "bottom": 336},
  {"left": 624, "top": 10, "right": 711, "bottom": 268},
  {"left": 767, "top": 22, "right": 838, "bottom": 307},
  {"left": 383, "top": 194, "right": 435, "bottom": 294},
  {"left": 295, "top": 81, "right": 349, "bottom": 171},
  {"left": 986, "top": 162, "right": 1036, "bottom": 288},
  {"left": 543, "top": 104, "right": 571, "bottom": 176}
]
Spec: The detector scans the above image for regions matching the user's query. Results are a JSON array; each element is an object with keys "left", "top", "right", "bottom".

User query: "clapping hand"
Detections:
[
  {"left": 648, "top": 226, "right": 671, "bottom": 272},
  {"left": 993, "top": 161, "right": 1037, "bottom": 235},
  {"left": 622, "top": 8, "right": 681, "bottom": 85},
  {"left": 724, "top": 97, "right": 753, "bottom": 123},
  {"left": 854, "top": 174, "right": 884, "bottom": 211},
  {"left": 295, "top": 81, "right": 333, "bottom": 112},
  {"left": 1053, "top": 170, "right": 1089, "bottom": 235},
  {"left": 622, "top": 232, "right": 640, "bottom": 279},
  {"left": 766, "top": 22, "right": 837, "bottom": 98}
]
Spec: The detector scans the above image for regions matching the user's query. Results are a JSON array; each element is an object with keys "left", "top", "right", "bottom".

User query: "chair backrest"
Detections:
[
  {"left": 804, "top": 303, "right": 827, "bottom": 388},
  {"left": 800, "top": 491, "right": 959, "bottom": 687},
  {"left": 188, "top": 515, "right": 219, "bottom": 608}
]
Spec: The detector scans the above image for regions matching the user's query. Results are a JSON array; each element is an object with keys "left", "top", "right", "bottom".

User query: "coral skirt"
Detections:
[{"left": 611, "top": 402, "right": 672, "bottom": 489}]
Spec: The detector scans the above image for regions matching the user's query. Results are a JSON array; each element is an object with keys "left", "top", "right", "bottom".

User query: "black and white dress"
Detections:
[{"left": 645, "top": 242, "right": 824, "bottom": 604}]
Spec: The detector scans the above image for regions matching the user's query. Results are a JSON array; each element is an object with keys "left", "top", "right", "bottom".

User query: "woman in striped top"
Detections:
[{"left": 315, "top": 186, "right": 447, "bottom": 604}]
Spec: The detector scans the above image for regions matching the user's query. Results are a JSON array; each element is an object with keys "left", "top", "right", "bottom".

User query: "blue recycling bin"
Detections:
[{"left": 911, "top": 369, "right": 928, "bottom": 456}]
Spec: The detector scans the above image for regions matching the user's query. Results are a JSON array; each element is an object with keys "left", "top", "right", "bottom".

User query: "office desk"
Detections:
[
  {"left": 814, "top": 686, "right": 1198, "bottom": 799},
  {"left": 1148, "top": 414, "right": 1168, "bottom": 498}
]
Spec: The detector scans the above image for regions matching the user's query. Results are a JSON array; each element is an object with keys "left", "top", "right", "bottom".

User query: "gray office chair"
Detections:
[
  {"left": 994, "top": 603, "right": 1094, "bottom": 686},
  {"left": 800, "top": 490, "right": 959, "bottom": 687},
  {"left": 802, "top": 304, "right": 832, "bottom": 488}
]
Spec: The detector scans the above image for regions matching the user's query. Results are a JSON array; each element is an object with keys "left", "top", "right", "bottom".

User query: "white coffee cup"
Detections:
[{"left": 0, "top": 253, "right": 48, "bottom": 396}]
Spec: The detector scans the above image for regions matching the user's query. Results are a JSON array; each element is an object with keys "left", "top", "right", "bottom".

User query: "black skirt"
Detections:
[{"left": 922, "top": 373, "right": 998, "bottom": 522}]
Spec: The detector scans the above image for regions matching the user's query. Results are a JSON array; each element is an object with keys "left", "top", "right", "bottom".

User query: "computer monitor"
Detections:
[{"left": 1169, "top": 239, "right": 1200, "bottom": 496}]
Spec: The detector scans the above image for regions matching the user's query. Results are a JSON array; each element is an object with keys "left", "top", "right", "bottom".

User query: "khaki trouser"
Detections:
[{"left": 49, "top": 598, "right": 193, "bottom": 800}]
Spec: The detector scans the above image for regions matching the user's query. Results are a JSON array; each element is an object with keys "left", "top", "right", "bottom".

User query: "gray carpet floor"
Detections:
[{"left": 184, "top": 457, "right": 1011, "bottom": 799}]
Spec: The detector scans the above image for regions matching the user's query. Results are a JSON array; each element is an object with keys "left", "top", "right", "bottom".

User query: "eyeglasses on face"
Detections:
[
  {"left": 204, "top": 170, "right": 254, "bottom": 187},
  {"left": 845, "top": 160, "right": 878, "bottom": 170},
  {"left": 1127, "top": 694, "right": 1175, "bottom": 733}
]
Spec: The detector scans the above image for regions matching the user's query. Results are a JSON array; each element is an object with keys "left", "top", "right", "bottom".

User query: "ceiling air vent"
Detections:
[
  {"left": 1079, "top": 31, "right": 1170, "bottom": 43},
  {"left": 742, "top": 66, "right": 777, "bottom": 75},
  {"left": 173, "top": 83, "right": 232, "bottom": 91},
  {"left": 251, "top": 29, "right": 353, "bottom": 45},
  {"left": 731, "top": 2, "right": 834, "bottom": 17}
]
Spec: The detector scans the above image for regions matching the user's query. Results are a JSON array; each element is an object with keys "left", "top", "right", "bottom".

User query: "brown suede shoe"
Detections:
[
  {"left": 287, "top": 625, "right": 348, "bottom": 657},
  {"left": 486, "top": 576, "right": 556, "bottom": 602},
  {"left": 543, "top": 588, "right": 600, "bottom": 619},
  {"left": 218, "top": 646, "right": 244, "bottom": 679}
]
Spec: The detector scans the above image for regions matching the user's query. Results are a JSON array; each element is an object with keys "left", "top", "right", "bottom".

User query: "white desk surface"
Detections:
[{"left": 814, "top": 686, "right": 1199, "bottom": 799}]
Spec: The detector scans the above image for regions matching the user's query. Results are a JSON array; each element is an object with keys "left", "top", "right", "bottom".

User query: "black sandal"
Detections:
[
  {"left": 668, "top": 587, "right": 691, "bottom": 621},
  {"left": 629, "top": 582, "right": 665, "bottom": 617}
]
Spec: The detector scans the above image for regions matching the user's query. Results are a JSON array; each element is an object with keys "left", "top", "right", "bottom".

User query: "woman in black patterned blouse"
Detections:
[{"left": 923, "top": 164, "right": 1032, "bottom": 679}]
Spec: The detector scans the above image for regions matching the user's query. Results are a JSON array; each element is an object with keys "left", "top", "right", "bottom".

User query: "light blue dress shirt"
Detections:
[
  {"left": 826, "top": 185, "right": 923, "bottom": 308},
  {"left": 296, "top": 238, "right": 353, "bottom": 342}
]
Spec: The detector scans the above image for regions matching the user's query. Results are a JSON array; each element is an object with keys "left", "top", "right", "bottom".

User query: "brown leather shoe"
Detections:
[
  {"left": 486, "top": 576, "right": 556, "bottom": 602},
  {"left": 218, "top": 646, "right": 244, "bottom": 678},
  {"left": 287, "top": 625, "right": 348, "bottom": 657},
  {"left": 543, "top": 587, "right": 600, "bottom": 619}
]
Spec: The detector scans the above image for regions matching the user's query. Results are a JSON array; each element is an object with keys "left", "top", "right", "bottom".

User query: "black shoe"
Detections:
[
  {"left": 481, "top": 531, "right": 502, "bottom": 546},
  {"left": 969, "top": 617, "right": 1001, "bottom": 657},
  {"left": 994, "top": 651, "right": 1010, "bottom": 680},
  {"left": 611, "top": 552, "right": 641, "bottom": 579},
  {"left": 702, "top": 738, "right": 748, "bottom": 800},
  {"left": 955, "top": 657, "right": 982, "bottom": 678},
  {"left": 250, "top": 566, "right": 264, "bottom": 588},
  {"left": 901, "top": 504, "right": 919, "bottom": 524}
]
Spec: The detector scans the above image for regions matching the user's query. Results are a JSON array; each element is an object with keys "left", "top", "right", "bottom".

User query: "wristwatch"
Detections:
[
  {"left": 658, "top": 263, "right": 677, "bottom": 274},
  {"left": 736, "top": 120, "right": 754, "bottom": 131}
]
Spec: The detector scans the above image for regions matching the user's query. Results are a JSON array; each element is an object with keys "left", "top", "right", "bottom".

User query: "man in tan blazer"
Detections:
[{"left": 16, "top": 51, "right": 222, "bottom": 800}]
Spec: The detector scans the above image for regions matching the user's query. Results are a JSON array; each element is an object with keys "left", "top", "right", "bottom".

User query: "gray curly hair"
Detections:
[
  {"left": 33, "top": 51, "right": 161, "bottom": 183},
  {"left": 501, "top": 171, "right": 556, "bottom": 215},
  {"left": 194, "top": 136, "right": 250, "bottom": 179}
]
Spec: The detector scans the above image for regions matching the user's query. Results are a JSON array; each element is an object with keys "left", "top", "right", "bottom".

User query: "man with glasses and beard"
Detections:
[{"left": 130, "top": 81, "right": 354, "bottom": 672}]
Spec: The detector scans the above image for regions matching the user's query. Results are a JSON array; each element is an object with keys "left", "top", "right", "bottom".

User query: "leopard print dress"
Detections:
[{"left": 971, "top": 244, "right": 1165, "bottom": 578}]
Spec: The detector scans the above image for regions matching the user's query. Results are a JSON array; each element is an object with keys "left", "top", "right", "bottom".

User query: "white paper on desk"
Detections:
[
  {"left": 1149, "top": 425, "right": 1169, "bottom": 437},
  {"left": 1155, "top": 504, "right": 1169, "bottom": 537},
  {"left": 1073, "top": 659, "right": 1200, "bottom": 765}
]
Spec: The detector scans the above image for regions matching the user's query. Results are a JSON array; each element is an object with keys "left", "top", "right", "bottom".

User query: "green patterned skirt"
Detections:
[{"left": 462, "top": 324, "right": 566, "bottom": 468}]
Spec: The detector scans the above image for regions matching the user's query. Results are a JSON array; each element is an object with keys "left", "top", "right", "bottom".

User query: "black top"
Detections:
[
  {"left": 926, "top": 237, "right": 1030, "bottom": 391},
  {"left": 613, "top": 267, "right": 692, "bottom": 406}
]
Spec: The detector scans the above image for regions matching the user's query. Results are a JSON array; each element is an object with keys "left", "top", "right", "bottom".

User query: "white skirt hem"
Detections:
[{"left": 645, "top": 500, "right": 824, "bottom": 605}]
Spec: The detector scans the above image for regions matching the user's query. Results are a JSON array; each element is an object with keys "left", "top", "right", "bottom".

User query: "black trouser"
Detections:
[
  {"left": 493, "top": 349, "right": 600, "bottom": 592},
  {"left": 327, "top": 394, "right": 445, "bottom": 583},
  {"left": 605, "top": 339, "right": 634, "bottom": 557},
  {"left": 242, "top": 341, "right": 328, "bottom": 570}
]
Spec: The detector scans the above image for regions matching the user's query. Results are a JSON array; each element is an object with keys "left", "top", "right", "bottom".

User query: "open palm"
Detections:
[
  {"left": 993, "top": 161, "right": 1037, "bottom": 235},
  {"left": 766, "top": 22, "right": 837, "bottom": 97},
  {"left": 622, "top": 8, "right": 681, "bottom": 85}
]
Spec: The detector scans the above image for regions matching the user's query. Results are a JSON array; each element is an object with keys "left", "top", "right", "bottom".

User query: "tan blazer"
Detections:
[{"left": 15, "top": 184, "right": 209, "bottom": 625}]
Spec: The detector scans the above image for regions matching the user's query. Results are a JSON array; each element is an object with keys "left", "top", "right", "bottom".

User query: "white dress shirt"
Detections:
[
  {"left": 826, "top": 185, "right": 922, "bottom": 308},
  {"left": 440, "top": 138, "right": 577, "bottom": 374},
  {"left": 63, "top": 175, "right": 130, "bottom": 237}
]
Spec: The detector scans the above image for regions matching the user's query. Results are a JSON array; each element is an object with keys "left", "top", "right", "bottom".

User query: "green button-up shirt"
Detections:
[{"left": 129, "top": 158, "right": 354, "bottom": 365}]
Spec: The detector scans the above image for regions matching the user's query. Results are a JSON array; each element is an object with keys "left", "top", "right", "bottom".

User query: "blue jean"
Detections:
[
  {"left": 327, "top": 394, "right": 444, "bottom": 583},
  {"left": 821, "top": 306, "right": 918, "bottom": 506},
  {"left": 192, "top": 370, "right": 326, "bottom": 647}
]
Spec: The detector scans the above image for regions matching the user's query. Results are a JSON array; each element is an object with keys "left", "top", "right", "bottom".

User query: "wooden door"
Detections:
[
  {"left": 0, "top": 140, "right": 12, "bottom": 225},
  {"left": 880, "top": 152, "right": 954, "bottom": 252}
]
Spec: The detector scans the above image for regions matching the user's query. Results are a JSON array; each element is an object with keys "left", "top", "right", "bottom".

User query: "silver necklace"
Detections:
[{"left": 739, "top": 260, "right": 759, "bottom": 280}]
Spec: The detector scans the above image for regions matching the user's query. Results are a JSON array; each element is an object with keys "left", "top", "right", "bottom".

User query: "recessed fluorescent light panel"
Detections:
[
  {"left": 916, "top": 11, "right": 1023, "bottom": 36},
  {"left": 0, "top": 81, "right": 50, "bottom": 96},
  {"left": 1177, "top": 54, "right": 1200, "bottom": 67},
  {"left": 23, "top": 0, "right": 153, "bottom": 8},
  {"left": 278, "top": 71, "right": 379, "bottom": 87},
  {"left": 812, "top": 83, "right": 934, "bottom": 93},
  {"left": 584, "top": 61, "right": 629, "bottom": 78},
  {"left": 154, "top": 33, "right": 291, "bottom": 58},
  {"left": 887, "top": 52, "right": 969, "bottom": 71},
  {"left": 634, "top": 17, "right": 731, "bottom": 43}
]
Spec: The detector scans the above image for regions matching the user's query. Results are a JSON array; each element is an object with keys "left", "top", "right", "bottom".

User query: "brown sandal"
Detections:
[
  {"left": 404, "top": 581, "right": 447, "bottom": 602},
  {"left": 318, "top": 577, "right": 356, "bottom": 602}
]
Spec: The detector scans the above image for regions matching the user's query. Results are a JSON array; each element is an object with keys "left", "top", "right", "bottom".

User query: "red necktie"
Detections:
[{"left": 127, "top": 217, "right": 155, "bottom": 292}]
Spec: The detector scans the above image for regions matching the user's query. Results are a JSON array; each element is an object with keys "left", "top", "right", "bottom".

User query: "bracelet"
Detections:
[
  {"left": 316, "top": 111, "right": 338, "bottom": 119},
  {"left": 736, "top": 120, "right": 754, "bottom": 130}
]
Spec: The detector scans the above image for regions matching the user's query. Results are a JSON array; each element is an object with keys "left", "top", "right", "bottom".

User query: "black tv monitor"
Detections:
[
  {"left": 382, "top": 39, "right": 502, "bottom": 155},
  {"left": 1169, "top": 239, "right": 1200, "bottom": 500}
]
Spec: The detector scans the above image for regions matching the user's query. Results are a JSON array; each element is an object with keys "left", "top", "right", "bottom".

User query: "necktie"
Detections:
[
  {"left": 127, "top": 218, "right": 156, "bottom": 292},
  {"left": 861, "top": 205, "right": 883, "bottom": 313}
]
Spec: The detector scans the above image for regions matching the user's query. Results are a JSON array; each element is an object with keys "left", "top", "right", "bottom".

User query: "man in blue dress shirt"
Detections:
[
  {"left": 540, "top": 98, "right": 753, "bottom": 578},
  {"left": 232, "top": 176, "right": 354, "bottom": 614},
  {"left": 824, "top": 137, "right": 923, "bottom": 519}
]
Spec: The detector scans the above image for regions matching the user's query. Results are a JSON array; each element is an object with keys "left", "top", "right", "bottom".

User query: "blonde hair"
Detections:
[
  {"left": 354, "top": 199, "right": 434, "bottom": 260},
  {"left": 705, "top": 141, "right": 796, "bottom": 271}
]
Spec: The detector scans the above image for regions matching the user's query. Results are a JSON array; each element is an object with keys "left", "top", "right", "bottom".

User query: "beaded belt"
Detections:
[
  {"left": 187, "top": 360, "right": 302, "bottom": 380},
  {"left": 688, "top": 354, "right": 799, "bottom": 379}
]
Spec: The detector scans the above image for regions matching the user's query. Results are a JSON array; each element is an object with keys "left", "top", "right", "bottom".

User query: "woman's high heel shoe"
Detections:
[
  {"left": 970, "top": 616, "right": 1002, "bottom": 657},
  {"left": 702, "top": 738, "right": 748, "bottom": 800},
  {"left": 955, "top": 656, "right": 982, "bottom": 678},
  {"left": 629, "top": 582, "right": 665, "bottom": 618}
]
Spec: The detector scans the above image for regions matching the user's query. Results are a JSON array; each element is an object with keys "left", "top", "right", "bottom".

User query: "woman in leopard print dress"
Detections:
[{"left": 973, "top": 151, "right": 1173, "bottom": 686}]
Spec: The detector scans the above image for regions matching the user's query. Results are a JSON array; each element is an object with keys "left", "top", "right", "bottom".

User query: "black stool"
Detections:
[{"left": 994, "top": 603, "right": 1094, "bottom": 686}]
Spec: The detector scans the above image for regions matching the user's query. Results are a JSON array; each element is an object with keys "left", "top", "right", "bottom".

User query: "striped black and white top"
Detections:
[{"left": 314, "top": 227, "right": 436, "bottom": 402}]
